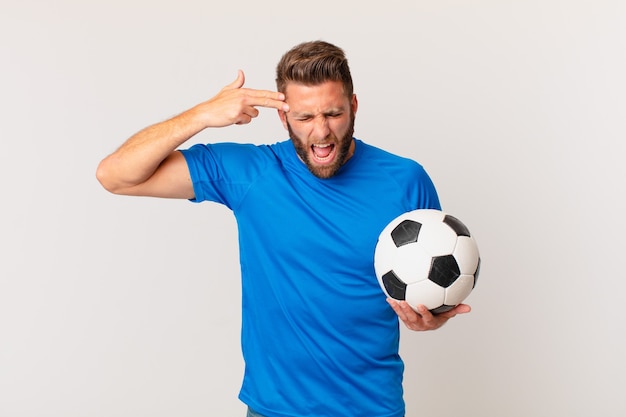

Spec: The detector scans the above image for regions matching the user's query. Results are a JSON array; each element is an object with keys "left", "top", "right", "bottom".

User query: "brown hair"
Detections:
[{"left": 275, "top": 40, "right": 354, "bottom": 98}]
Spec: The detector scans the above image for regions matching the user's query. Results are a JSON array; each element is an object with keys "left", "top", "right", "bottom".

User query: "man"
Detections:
[{"left": 97, "top": 40, "right": 470, "bottom": 417}]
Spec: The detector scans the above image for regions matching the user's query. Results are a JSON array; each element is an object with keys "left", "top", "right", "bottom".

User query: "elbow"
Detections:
[{"left": 95, "top": 160, "right": 122, "bottom": 194}]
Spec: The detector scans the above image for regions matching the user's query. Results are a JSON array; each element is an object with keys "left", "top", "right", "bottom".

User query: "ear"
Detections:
[
  {"left": 278, "top": 109, "right": 289, "bottom": 130},
  {"left": 351, "top": 94, "right": 358, "bottom": 115}
]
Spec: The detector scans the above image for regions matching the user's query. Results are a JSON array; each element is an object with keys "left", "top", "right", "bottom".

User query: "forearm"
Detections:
[{"left": 96, "top": 106, "right": 205, "bottom": 193}]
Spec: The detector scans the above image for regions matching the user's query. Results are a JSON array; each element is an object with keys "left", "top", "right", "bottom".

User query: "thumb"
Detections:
[{"left": 223, "top": 69, "right": 245, "bottom": 90}]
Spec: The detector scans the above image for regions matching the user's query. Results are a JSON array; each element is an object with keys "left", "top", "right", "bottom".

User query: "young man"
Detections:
[{"left": 97, "top": 40, "right": 470, "bottom": 417}]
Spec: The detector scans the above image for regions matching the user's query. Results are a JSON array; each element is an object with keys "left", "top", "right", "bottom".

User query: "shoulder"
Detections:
[
  {"left": 357, "top": 140, "right": 428, "bottom": 177},
  {"left": 181, "top": 141, "right": 284, "bottom": 177},
  {"left": 178, "top": 141, "right": 290, "bottom": 206},
  {"left": 355, "top": 139, "right": 440, "bottom": 209},
  {"left": 182, "top": 141, "right": 274, "bottom": 161}
]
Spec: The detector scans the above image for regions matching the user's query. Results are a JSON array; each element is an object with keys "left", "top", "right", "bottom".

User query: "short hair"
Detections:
[{"left": 275, "top": 40, "right": 354, "bottom": 98}]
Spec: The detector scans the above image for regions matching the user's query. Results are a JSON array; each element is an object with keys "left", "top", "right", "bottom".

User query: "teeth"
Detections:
[{"left": 311, "top": 143, "right": 334, "bottom": 162}]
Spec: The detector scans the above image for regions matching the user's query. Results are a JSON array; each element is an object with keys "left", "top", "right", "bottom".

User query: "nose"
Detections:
[{"left": 312, "top": 115, "right": 331, "bottom": 141}]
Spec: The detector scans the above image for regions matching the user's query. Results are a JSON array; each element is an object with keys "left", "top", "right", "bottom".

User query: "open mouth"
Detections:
[{"left": 311, "top": 143, "right": 336, "bottom": 163}]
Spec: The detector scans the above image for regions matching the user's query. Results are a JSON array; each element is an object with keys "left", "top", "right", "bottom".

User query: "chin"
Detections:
[{"left": 306, "top": 156, "right": 345, "bottom": 179}]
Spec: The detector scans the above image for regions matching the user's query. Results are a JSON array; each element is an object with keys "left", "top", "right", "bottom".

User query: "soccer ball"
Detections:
[{"left": 374, "top": 209, "right": 480, "bottom": 314}]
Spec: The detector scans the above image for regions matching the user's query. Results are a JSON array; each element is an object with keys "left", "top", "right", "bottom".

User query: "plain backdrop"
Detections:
[{"left": 1, "top": 1, "right": 625, "bottom": 416}]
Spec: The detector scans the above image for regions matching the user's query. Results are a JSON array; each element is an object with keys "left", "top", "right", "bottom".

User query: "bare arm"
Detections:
[{"left": 96, "top": 70, "right": 288, "bottom": 198}]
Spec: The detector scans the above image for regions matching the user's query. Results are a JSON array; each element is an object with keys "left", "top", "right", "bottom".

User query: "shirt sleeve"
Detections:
[{"left": 180, "top": 142, "right": 273, "bottom": 209}]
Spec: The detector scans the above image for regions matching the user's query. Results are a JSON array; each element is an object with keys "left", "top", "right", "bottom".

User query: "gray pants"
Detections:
[{"left": 246, "top": 407, "right": 266, "bottom": 417}]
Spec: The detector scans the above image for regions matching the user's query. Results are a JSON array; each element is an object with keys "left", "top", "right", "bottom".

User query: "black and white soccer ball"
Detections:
[{"left": 374, "top": 209, "right": 480, "bottom": 314}]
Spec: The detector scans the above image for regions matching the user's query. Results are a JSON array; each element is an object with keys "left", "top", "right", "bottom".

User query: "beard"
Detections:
[{"left": 287, "top": 112, "right": 355, "bottom": 179}]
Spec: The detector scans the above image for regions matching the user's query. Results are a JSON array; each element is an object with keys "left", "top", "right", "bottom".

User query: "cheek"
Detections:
[
  {"left": 286, "top": 123, "right": 308, "bottom": 146},
  {"left": 331, "top": 118, "right": 351, "bottom": 136},
  {"left": 291, "top": 124, "right": 312, "bottom": 140}
]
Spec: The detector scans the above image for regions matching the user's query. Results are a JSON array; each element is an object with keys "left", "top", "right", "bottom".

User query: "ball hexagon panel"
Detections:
[
  {"left": 390, "top": 243, "right": 432, "bottom": 285},
  {"left": 444, "top": 274, "right": 475, "bottom": 306},
  {"left": 453, "top": 236, "right": 480, "bottom": 276},
  {"left": 405, "top": 279, "right": 445, "bottom": 311},
  {"left": 414, "top": 220, "right": 459, "bottom": 256},
  {"left": 472, "top": 259, "right": 481, "bottom": 288},
  {"left": 373, "top": 236, "right": 397, "bottom": 279},
  {"left": 410, "top": 209, "right": 446, "bottom": 224}
]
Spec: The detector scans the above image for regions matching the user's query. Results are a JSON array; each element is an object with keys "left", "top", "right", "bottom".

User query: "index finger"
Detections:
[{"left": 244, "top": 89, "right": 289, "bottom": 112}]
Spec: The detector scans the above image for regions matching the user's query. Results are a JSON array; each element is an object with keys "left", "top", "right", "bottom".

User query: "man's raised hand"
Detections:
[{"left": 196, "top": 70, "right": 289, "bottom": 127}]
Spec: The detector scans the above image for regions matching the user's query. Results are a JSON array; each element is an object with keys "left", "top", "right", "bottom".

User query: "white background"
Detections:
[{"left": 1, "top": 1, "right": 625, "bottom": 416}]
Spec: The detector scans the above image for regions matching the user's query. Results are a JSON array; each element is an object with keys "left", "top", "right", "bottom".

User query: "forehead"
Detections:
[{"left": 284, "top": 80, "right": 350, "bottom": 113}]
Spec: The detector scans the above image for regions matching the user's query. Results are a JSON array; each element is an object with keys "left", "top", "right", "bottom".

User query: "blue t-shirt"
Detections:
[{"left": 181, "top": 139, "right": 440, "bottom": 417}]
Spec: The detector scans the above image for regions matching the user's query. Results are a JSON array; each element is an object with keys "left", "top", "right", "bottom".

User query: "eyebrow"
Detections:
[{"left": 290, "top": 107, "right": 345, "bottom": 118}]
